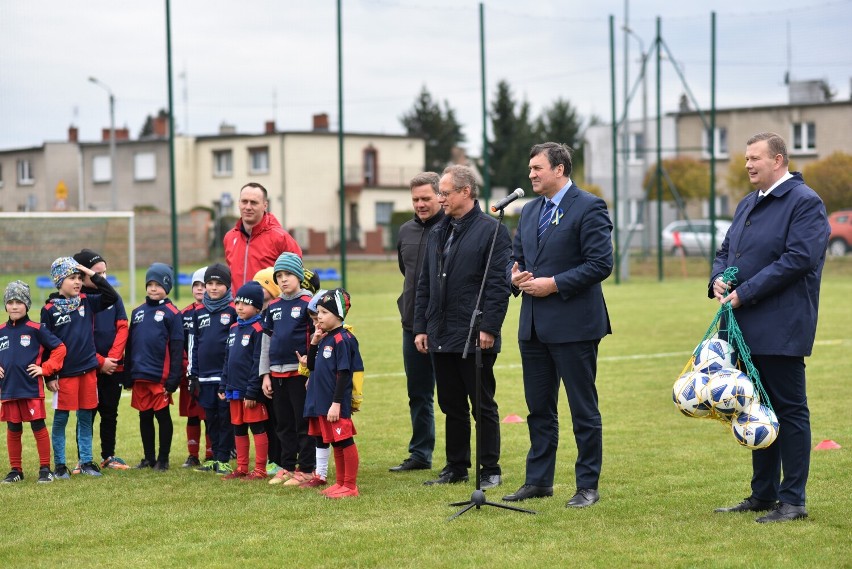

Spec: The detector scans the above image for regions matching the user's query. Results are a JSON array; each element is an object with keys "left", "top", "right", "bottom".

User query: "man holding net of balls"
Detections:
[{"left": 710, "top": 132, "right": 829, "bottom": 523}]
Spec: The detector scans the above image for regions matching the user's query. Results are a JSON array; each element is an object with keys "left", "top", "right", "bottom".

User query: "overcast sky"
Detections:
[{"left": 1, "top": 0, "right": 850, "bottom": 154}]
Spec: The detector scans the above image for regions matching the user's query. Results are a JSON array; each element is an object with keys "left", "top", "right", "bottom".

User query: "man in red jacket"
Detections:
[{"left": 224, "top": 183, "right": 302, "bottom": 291}]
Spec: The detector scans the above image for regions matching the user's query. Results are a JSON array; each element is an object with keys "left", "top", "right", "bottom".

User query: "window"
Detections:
[
  {"left": 17, "top": 159, "right": 34, "bottom": 185},
  {"left": 134, "top": 152, "right": 156, "bottom": 181},
  {"left": 213, "top": 149, "right": 233, "bottom": 176},
  {"left": 92, "top": 155, "right": 111, "bottom": 183},
  {"left": 702, "top": 127, "right": 728, "bottom": 158},
  {"left": 792, "top": 122, "right": 816, "bottom": 152},
  {"left": 249, "top": 147, "right": 269, "bottom": 174},
  {"left": 0, "top": 163, "right": 4, "bottom": 188},
  {"left": 628, "top": 132, "right": 645, "bottom": 163},
  {"left": 363, "top": 147, "right": 378, "bottom": 186},
  {"left": 375, "top": 202, "right": 394, "bottom": 225}
]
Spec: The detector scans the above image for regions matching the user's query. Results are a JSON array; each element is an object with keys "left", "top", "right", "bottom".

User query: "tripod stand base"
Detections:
[{"left": 448, "top": 489, "right": 536, "bottom": 520}]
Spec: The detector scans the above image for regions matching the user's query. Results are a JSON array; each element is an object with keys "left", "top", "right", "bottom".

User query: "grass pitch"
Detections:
[{"left": 0, "top": 257, "right": 850, "bottom": 568}]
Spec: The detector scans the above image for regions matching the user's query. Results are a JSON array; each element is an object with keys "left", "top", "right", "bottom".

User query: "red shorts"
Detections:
[
  {"left": 178, "top": 377, "right": 205, "bottom": 418},
  {"left": 131, "top": 381, "right": 173, "bottom": 412},
  {"left": 53, "top": 370, "right": 99, "bottom": 411},
  {"left": 229, "top": 399, "right": 268, "bottom": 425},
  {"left": 1, "top": 398, "right": 47, "bottom": 422},
  {"left": 308, "top": 416, "right": 356, "bottom": 444}
]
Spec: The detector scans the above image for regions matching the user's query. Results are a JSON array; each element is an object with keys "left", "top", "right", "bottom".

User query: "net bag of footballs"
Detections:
[{"left": 671, "top": 267, "right": 778, "bottom": 449}]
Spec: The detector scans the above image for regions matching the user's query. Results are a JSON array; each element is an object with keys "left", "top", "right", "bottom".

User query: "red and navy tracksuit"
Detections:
[
  {"left": 126, "top": 297, "right": 183, "bottom": 465},
  {"left": 305, "top": 326, "right": 364, "bottom": 492},
  {"left": 220, "top": 315, "right": 267, "bottom": 475},
  {"left": 263, "top": 293, "right": 315, "bottom": 474},
  {"left": 83, "top": 284, "right": 129, "bottom": 462},
  {"left": 0, "top": 316, "right": 66, "bottom": 473},
  {"left": 180, "top": 301, "right": 208, "bottom": 460},
  {"left": 41, "top": 275, "right": 117, "bottom": 468},
  {"left": 188, "top": 302, "right": 237, "bottom": 464}
]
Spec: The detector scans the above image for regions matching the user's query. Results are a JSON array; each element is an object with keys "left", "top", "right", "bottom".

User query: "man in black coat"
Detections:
[
  {"left": 413, "top": 165, "right": 511, "bottom": 490},
  {"left": 390, "top": 172, "right": 444, "bottom": 473}
]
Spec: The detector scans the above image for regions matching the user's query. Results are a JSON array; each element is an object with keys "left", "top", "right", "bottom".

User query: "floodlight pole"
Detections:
[{"left": 88, "top": 76, "right": 117, "bottom": 211}]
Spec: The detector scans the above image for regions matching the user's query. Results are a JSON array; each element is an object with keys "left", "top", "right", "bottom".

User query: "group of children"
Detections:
[{"left": 0, "top": 250, "right": 362, "bottom": 498}]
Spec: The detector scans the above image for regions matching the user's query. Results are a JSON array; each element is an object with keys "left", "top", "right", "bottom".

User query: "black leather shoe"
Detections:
[
  {"left": 423, "top": 470, "right": 468, "bottom": 485},
  {"left": 502, "top": 484, "right": 553, "bottom": 502},
  {"left": 389, "top": 458, "right": 431, "bottom": 472},
  {"left": 714, "top": 497, "right": 776, "bottom": 513},
  {"left": 566, "top": 488, "right": 599, "bottom": 508},
  {"left": 755, "top": 502, "right": 808, "bottom": 523},
  {"left": 479, "top": 474, "right": 501, "bottom": 490}
]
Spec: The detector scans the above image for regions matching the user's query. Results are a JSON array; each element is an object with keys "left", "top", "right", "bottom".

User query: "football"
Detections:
[
  {"left": 732, "top": 401, "right": 779, "bottom": 449},
  {"left": 672, "top": 371, "right": 713, "bottom": 418},
  {"left": 706, "top": 367, "right": 756, "bottom": 416},
  {"left": 693, "top": 338, "right": 737, "bottom": 374}
]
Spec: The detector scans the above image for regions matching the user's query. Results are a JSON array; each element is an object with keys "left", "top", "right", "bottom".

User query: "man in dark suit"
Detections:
[
  {"left": 502, "top": 142, "right": 613, "bottom": 508},
  {"left": 711, "top": 132, "right": 829, "bottom": 523},
  {"left": 413, "top": 164, "right": 511, "bottom": 490}
]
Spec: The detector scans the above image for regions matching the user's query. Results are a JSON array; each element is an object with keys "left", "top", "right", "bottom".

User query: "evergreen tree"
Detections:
[
  {"left": 488, "top": 80, "right": 537, "bottom": 192},
  {"left": 400, "top": 86, "right": 465, "bottom": 172}
]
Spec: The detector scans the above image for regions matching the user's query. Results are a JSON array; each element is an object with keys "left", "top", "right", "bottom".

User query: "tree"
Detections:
[
  {"left": 642, "top": 157, "right": 710, "bottom": 202},
  {"left": 489, "top": 80, "right": 537, "bottom": 191},
  {"left": 400, "top": 86, "right": 465, "bottom": 172},
  {"left": 535, "top": 97, "right": 584, "bottom": 172},
  {"left": 802, "top": 152, "right": 852, "bottom": 213}
]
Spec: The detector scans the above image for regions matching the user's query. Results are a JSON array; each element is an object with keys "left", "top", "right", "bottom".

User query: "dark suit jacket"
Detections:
[
  {"left": 511, "top": 184, "right": 613, "bottom": 343},
  {"left": 709, "top": 172, "right": 829, "bottom": 357}
]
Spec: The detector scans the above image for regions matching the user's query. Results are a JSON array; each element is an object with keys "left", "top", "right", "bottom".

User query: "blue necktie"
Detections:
[{"left": 538, "top": 200, "right": 555, "bottom": 242}]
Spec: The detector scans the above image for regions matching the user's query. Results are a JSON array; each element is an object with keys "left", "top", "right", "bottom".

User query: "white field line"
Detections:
[{"left": 365, "top": 338, "right": 848, "bottom": 379}]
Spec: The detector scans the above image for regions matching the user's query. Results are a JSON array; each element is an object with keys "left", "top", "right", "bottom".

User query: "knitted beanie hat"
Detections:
[
  {"left": 273, "top": 252, "right": 305, "bottom": 282},
  {"left": 72, "top": 248, "right": 105, "bottom": 270},
  {"left": 4, "top": 280, "right": 32, "bottom": 310},
  {"left": 316, "top": 288, "right": 350, "bottom": 321},
  {"left": 203, "top": 263, "right": 232, "bottom": 289},
  {"left": 191, "top": 266, "right": 207, "bottom": 286},
  {"left": 145, "top": 263, "right": 174, "bottom": 294},
  {"left": 51, "top": 257, "right": 81, "bottom": 289},
  {"left": 253, "top": 267, "right": 281, "bottom": 299},
  {"left": 301, "top": 268, "right": 321, "bottom": 295},
  {"left": 234, "top": 281, "right": 264, "bottom": 311}
]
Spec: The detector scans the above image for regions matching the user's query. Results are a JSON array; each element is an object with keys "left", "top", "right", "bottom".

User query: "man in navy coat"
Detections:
[
  {"left": 712, "top": 132, "right": 829, "bottom": 523},
  {"left": 502, "top": 142, "right": 613, "bottom": 508}
]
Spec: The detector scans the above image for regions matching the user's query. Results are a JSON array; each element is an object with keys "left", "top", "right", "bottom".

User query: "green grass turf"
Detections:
[{"left": 0, "top": 257, "right": 850, "bottom": 568}]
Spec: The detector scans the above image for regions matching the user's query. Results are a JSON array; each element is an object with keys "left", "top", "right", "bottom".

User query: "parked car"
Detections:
[
  {"left": 828, "top": 210, "right": 852, "bottom": 256},
  {"left": 662, "top": 219, "right": 732, "bottom": 256}
]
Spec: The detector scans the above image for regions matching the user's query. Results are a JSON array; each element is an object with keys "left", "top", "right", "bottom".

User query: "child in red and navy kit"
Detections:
[
  {"left": 179, "top": 266, "right": 210, "bottom": 468},
  {"left": 219, "top": 281, "right": 269, "bottom": 480},
  {"left": 41, "top": 256, "right": 118, "bottom": 479},
  {"left": 0, "top": 281, "right": 66, "bottom": 483},
  {"left": 73, "top": 249, "right": 130, "bottom": 471},
  {"left": 306, "top": 288, "right": 363, "bottom": 498},
  {"left": 253, "top": 266, "right": 282, "bottom": 475},
  {"left": 188, "top": 263, "right": 237, "bottom": 475},
  {"left": 261, "top": 253, "right": 316, "bottom": 486},
  {"left": 125, "top": 263, "right": 183, "bottom": 471}
]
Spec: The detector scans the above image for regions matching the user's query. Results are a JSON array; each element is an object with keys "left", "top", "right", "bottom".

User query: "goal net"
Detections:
[{"left": 0, "top": 211, "right": 138, "bottom": 305}]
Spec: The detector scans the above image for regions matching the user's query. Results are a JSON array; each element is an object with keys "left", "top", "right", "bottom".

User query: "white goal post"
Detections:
[{"left": 0, "top": 211, "right": 137, "bottom": 305}]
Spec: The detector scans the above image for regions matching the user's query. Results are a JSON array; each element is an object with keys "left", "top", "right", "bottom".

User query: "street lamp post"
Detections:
[
  {"left": 88, "top": 76, "right": 117, "bottom": 211},
  {"left": 623, "top": 25, "right": 649, "bottom": 253}
]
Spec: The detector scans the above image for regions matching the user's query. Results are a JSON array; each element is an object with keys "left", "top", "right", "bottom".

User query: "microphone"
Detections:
[{"left": 490, "top": 188, "right": 525, "bottom": 212}]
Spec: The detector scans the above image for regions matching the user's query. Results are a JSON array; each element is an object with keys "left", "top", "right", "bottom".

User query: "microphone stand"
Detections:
[{"left": 448, "top": 208, "right": 535, "bottom": 520}]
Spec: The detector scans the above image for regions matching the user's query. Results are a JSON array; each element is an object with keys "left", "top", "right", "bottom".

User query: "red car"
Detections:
[{"left": 828, "top": 210, "right": 852, "bottom": 256}]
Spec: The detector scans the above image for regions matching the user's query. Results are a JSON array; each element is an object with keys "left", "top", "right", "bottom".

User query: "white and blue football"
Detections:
[
  {"left": 672, "top": 371, "right": 713, "bottom": 418},
  {"left": 694, "top": 338, "right": 737, "bottom": 374},
  {"left": 732, "top": 401, "right": 779, "bottom": 449},
  {"left": 707, "top": 367, "right": 756, "bottom": 416}
]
